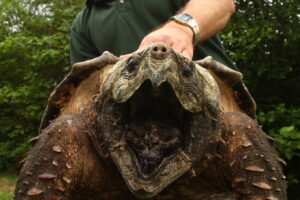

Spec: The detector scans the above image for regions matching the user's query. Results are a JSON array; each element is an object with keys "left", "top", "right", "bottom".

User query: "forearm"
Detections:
[
  {"left": 130, "top": 0, "right": 236, "bottom": 60},
  {"left": 179, "top": 0, "right": 236, "bottom": 42}
]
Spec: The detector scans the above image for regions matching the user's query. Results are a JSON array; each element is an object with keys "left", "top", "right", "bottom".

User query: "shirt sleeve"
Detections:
[{"left": 70, "top": 9, "right": 100, "bottom": 65}]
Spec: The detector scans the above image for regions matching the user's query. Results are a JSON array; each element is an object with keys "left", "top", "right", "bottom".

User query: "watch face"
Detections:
[{"left": 178, "top": 13, "right": 193, "bottom": 22}]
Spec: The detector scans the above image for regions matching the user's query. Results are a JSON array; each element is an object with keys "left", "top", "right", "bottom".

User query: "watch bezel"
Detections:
[{"left": 174, "top": 13, "right": 193, "bottom": 23}]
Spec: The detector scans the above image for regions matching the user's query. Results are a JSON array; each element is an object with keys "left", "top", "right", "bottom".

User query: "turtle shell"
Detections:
[
  {"left": 39, "top": 51, "right": 119, "bottom": 132},
  {"left": 196, "top": 56, "right": 256, "bottom": 119}
]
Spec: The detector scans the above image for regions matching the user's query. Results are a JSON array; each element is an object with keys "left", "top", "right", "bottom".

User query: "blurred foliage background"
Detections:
[{"left": 0, "top": 0, "right": 299, "bottom": 199}]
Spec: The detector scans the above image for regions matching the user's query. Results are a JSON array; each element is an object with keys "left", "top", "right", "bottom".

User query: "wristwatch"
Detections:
[{"left": 170, "top": 13, "right": 200, "bottom": 45}]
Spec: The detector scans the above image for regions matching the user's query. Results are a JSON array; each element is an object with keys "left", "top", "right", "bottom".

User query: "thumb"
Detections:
[
  {"left": 181, "top": 49, "right": 193, "bottom": 60},
  {"left": 119, "top": 53, "right": 132, "bottom": 59}
]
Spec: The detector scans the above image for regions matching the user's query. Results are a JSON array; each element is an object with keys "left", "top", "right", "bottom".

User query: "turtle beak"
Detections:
[
  {"left": 150, "top": 73, "right": 165, "bottom": 88},
  {"left": 148, "top": 42, "right": 171, "bottom": 87}
]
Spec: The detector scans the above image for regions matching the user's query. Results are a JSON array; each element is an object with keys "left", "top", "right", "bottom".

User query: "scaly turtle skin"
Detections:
[{"left": 15, "top": 42, "right": 287, "bottom": 200}]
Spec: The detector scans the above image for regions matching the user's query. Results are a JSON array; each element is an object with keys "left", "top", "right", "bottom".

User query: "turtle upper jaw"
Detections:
[{"left": 111, "top": 42, "right": 220, "bottom": 114}]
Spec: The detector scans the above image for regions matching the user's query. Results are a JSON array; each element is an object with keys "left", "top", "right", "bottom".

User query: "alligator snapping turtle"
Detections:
[{"left": 15, "top": 42, "right": 287, "bottom": 200}]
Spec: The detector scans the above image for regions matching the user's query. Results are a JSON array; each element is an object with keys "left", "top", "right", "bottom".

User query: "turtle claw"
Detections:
[{"left": 72, "top": 51, "right": 119, "bottom": 75}]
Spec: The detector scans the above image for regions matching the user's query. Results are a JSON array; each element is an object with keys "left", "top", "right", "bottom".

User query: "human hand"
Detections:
[{"left": 120, "top": 21, "right": 194, "bottom": 60}]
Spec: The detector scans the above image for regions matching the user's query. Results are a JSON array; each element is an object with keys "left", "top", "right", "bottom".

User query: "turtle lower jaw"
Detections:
[{"left": 110, "top": 148, "right": 193, "bottom": 199}]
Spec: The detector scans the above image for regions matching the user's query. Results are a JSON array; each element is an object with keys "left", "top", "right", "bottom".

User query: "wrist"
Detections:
[
  {"left": 164, "top": 21, "right": 194, "bottom": 44},
  {"left": 169, "top": 13, "right": 201, "bottom": 45}
]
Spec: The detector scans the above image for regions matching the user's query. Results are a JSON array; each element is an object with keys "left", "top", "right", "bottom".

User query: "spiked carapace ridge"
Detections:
[{"left": 15, "top": 43, "right": 286, "bottom": 200}]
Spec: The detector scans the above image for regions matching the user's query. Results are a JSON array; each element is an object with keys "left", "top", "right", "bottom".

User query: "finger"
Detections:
[
  {"left": 139, "top": 37, "right": 155, "bottom": 50},
  {"left": 171, "top": 44, "right": 185, "bottom": 55},
  {"left": 139, "top": 40, "right": 148, "bottom": 51},
  {"left": 181, "top": 49, "right": 193, "bottom": 60},
  {"left": 160, "top": 34, "right": 174, "bottom": 47},
  {"left": 169, "top": 37, "right": 186, "bottom": 54},
  {"left": 120, "top": 48, "right": 144, "bottom": 59},
  {"left": 120, "top": 53, "right": 132, "bottom": 59},
  {"left": 139, "top": 35, "right": 174, "bottom": 51}
]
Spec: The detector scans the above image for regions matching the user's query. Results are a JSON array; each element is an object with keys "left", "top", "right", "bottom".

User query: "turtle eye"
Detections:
[
  {"left": 126, "top": 56, "right": 140, "bottom": 72},
  {"left": 182, "top": 62, "right": 194, "bottom": 78}
]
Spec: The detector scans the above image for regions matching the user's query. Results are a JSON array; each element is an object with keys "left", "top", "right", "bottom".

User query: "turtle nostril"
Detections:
[
  {"left": 150, "top": 42, "right": 170, "bottom": 60},
  {"left": 152, "top": 45, "right": 167, "bottom": 53}
]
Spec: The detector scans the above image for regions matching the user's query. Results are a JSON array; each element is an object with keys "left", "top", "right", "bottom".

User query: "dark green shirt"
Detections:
[{"left": 70, "top": 0, "right": 237, "bottom": 70}]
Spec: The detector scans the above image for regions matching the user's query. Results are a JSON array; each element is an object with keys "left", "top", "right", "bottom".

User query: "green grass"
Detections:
[
  {"left": 0, "top": 191, "right": 13, "bottom": 200},
  {"left": 0, "top": 174, "right": 17, "bottom": 200}
]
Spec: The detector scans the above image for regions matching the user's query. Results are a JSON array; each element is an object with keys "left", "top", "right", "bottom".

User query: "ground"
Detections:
[{"left": 0, "top": 174, "right": 17, "bottom": 200}]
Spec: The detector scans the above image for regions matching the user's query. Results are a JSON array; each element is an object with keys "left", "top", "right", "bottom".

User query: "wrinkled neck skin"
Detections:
[{"left": 95, "top": 44, "right": 222, "bottom": 199}]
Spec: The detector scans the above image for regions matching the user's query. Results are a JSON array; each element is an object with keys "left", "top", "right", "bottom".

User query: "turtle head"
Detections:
[
  {"left": 111, "top": 42, "right": 220, "bottom": 113},
  {"left": 98, "top": 42, "right": 221, "bottom": 198}
]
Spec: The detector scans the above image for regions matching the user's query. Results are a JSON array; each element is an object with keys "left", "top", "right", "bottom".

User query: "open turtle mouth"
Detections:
[
  {"left": 99, "top": 79, "right": 196, "bottom": 199},
  {"left": 97, "top": 42, "right": 221, "bottom": 198},
  {"left": 123, "top": 80, "right": 190, "bottom": 177},
  {"left": 99, "top": 79, "right": 219, "bottom": 199}
]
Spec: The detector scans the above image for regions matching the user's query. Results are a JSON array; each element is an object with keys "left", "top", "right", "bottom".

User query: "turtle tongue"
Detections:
[{"left": 126, "top": 119, "right": 182, "bottom": 176}]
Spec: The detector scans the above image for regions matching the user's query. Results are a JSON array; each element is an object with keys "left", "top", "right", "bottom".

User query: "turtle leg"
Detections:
[
  {"left": 15, "top": 114, "right": 108, "bottom": 200},
  {"left": 221, "top": 112, "right": 287, "bottom": 200}
]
